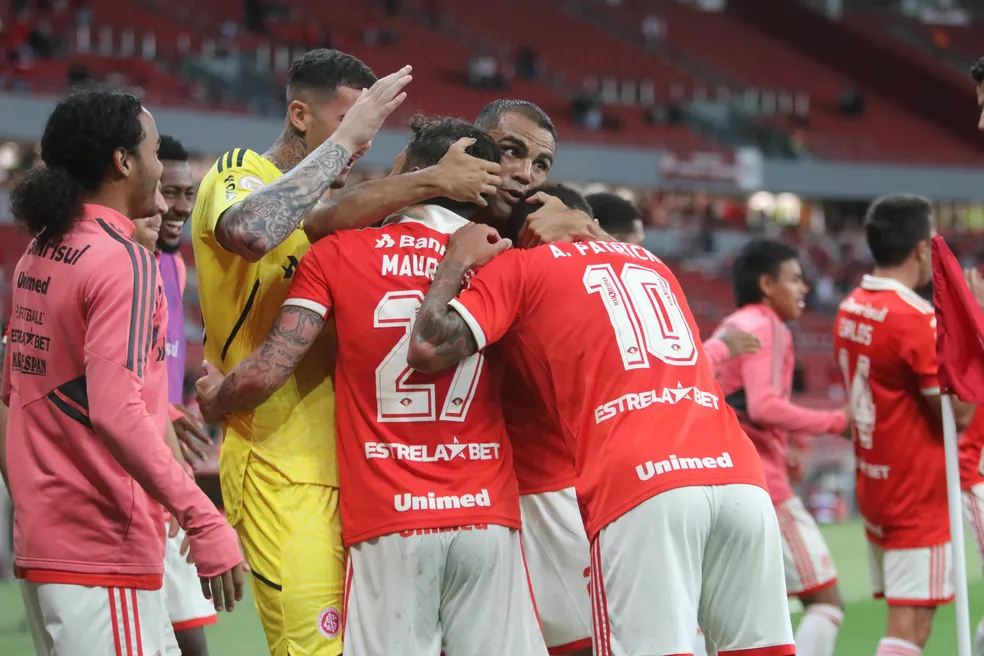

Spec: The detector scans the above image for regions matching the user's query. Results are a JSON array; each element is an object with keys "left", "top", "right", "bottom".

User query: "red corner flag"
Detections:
[{"left": 932, "top": 234, "right": 984, "bottom": 403}]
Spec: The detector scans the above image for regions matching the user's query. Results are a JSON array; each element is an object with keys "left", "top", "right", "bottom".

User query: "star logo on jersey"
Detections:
[
  {"left": 667, "top": 383, "right": 694, "bottom": 404},
  {"left": 446, "top": 437, "right": 467, "bottom": 460},
  {"left": 376, "top": 234, "right": 396, "bottom": 249}
]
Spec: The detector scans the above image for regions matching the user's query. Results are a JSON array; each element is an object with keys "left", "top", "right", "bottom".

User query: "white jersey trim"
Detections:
[
  {"left": 382, "top": 204, "right": 469, "bottom": 235},
  {"left": 448, "top": 299, "right": 488, "bottom": 351},
  {"left": 283, "top": 297, "right": 329, "bottom": 319},
  {"left": 859, "top": 275, "right": 933, "bottom": 315},
  {"left": 921, "top": 386, "right": 941, "bottom": 396}
]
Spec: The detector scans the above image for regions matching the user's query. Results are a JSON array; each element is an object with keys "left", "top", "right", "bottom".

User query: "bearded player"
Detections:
[
  {"left": 835, "top": 195, "right": 975, "bottom": 656},
  {"left": 190, "top": 52, "right": 415, "bottom": 655},
  {"left": 196, "top": 118, "right": 547, "bottom": 656}
]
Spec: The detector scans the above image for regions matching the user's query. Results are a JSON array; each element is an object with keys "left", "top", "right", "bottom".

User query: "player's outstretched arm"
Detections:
[
  {"left": 214, "top": 66, "right": 412, "bottom": 261},
  {"left": 303, "top": 137, "right": 501, "bottom": 243},
  {"left": 409, "top": 223, "right": 512, "bottom": 373},
  {"left": 197, "top": 306, "right": 326, "bottom": 421}
]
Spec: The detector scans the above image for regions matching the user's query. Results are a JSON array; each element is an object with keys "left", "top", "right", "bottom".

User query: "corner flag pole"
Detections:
[{"left": 942, "top": 394, "right": 973, "bottom": 656}]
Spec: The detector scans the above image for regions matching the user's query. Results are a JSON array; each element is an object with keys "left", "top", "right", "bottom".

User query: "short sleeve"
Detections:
[
  {"left": 199, "top": 149, "right": 269, "bottom": 237},
  {"left": 282, "top": 238, "right": 339, "bottom": 319},
  {"left": 448, "top": 249, "right": 528, "bottom": 350},
  {"left": 898, "top": 313, "right": 940, "bottom": 396}
]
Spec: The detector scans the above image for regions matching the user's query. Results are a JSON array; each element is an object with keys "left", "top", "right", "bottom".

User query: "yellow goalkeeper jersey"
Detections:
[{"left": 191, "top": 148, "right": 338, "bottom": 525}]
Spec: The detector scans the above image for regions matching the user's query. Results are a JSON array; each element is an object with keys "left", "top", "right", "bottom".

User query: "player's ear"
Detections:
[
  {"left": 287, "top": 100, "right": 310, "bottom": 135},
  {"left": 113, "top": 147, "right": 131, "bottom": 179}
]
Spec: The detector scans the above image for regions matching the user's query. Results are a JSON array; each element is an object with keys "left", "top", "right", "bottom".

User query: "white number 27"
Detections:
[
  {"left": 374, "top": 291, "right": 484, "bottom": 423},
  {"left": 584, "top": 263, "right": 698, "bottom": 370}
]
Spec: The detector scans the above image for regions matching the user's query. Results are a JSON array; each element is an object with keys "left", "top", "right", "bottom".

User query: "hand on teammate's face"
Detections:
[
  {"left": 518, "top": 193, "right": 595, "bottom": 249},
  {"left": 195, "top": 361, "right": 226, "bottom": 424},
  {"left": 334, "top": 65, "right": 413, "bottom": 153},
  {"left": 720, "top": 329, "right": 762, "bottom": 359},
  {"left": 434, "top": 138, "right": 502, "bottom": 208},
  {"left": 446, "top": 222, "right": 512, "bottom": 269}
]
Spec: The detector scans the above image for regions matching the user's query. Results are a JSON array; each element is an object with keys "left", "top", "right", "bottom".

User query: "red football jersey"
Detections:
[
  {"left": 449, "top": 240, "right": 766, "bottom": 540},
  {"left": 499, "top": 339, "right": 577, "bottom": 496},
  {"left": 284, "top": 205, "right": 521, "bottom": 546},
  {"left": 960, "top": 412, "right": 984, "bottom": 490},
  {"left": 834, "top": 275, "right": 948, "bottom": 548}
]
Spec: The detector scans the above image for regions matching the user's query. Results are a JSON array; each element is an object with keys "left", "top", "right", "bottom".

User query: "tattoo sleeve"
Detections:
[
  {"left": 214, "top": 306, "right": 326, "bottom": 413},
  {"left": 303, "top": 168, "right": 443, "bottom": 243},
  {"left": 215, "top": 139, "right": 352, "bottom": 260},
  {"left": 408, "top": 258, "right": 479, "bottom": 374}
]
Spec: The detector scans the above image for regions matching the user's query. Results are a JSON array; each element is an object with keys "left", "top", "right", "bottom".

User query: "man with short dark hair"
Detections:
[
  {"left": 715, "top": 238, "right": 849, "bottom": 656},
  {"left": 190, "top": 52, "right": 417, "bottom": 656},
  {"left": 196, "top": 117, "right": 549, "bottom": 656},
  {"left": 835, "top": 195, "right": 976, "bottom": 656},
  {"left": 586, "top": 192, "right": 644, "bottom": 246}
]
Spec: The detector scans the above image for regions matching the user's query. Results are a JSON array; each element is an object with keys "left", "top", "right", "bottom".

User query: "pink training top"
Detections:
[
  {"left": 713, "top": 303, "right": 847, "bottom": 503},
  {"left": 2, "top": 204, "right": 239, "bottom": 589}
]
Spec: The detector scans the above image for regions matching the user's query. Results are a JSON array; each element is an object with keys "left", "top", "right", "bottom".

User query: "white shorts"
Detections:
[
  {"left": 867, "top": 540, "right": 954, "bottom": 606},
  {"left": 342, "top": 524, "right": 548, "bottom": 656},
  {"left": 164, "top": 525, "right": 217, "bottom": 631},
  {"left": 963, "top": 483, "right": 984, "bottom": 570},
  {"left": 21, "top": 579, "right": 176, "bottom": 656},
  {"left": 774, "top": 496, "right": 838, "bottom": 597},
  {"left": 520, "top": 488, "right": 592, "bottom": 654},
  {"left": 591, "top": 484, "right": 795, "bottom": 656}
]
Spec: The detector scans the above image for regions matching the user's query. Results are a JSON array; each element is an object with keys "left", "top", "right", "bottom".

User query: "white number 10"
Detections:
[
  {"left": 583, "top": 263, "right": 698, "bottom": 370},
  {"left": 374, "top": 291, "right": 484, "bottom": 423}
]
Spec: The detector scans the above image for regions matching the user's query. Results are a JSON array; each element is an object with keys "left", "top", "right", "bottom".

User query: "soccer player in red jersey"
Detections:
[
  {"left": 713, "top": 238, "right": 849, "bottom": 656},
  {"left": 4, "top": 90, "right": 246, "bottom": 655},
  {"left": 408, "top": 226, "right": 795, "bottom": 656},
  {"left": 834, "top": 195, "right": 976, "bottom": 656},
  {"left": 196, "top": 118, "right": 548, "bottom": 656},
  {"left": 960, "top": 409, "right": 984, "bottom": 655}
]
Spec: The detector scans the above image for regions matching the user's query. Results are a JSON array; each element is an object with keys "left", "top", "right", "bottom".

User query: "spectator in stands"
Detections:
[
  {"left": 586, "top": 192, "right": 645, "bottom": 245},
  {"left": 641, "top": 13, "right": 666, "bottom": 50}
]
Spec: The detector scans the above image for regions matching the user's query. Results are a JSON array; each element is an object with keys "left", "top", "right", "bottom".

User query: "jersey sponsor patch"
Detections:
[
  {"left": 239, "top": 174, "right": 263, "bottom": 191},
  {"left": 318, "top": 607, "right": 341, "bottom": 638}
]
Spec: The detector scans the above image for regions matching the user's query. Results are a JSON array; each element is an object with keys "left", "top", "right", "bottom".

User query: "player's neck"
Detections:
[
  {"left": 871, "top": 266, "right": 920, "bottom": 291},
  {"left": 85, "top": 186, "right": 133, "bottom": 220},
  {"left": 264, "top": 128, "right": 308, "bottom": 174}
]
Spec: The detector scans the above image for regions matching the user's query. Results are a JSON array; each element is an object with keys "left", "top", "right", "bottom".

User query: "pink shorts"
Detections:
[{"left": 591, "top": 484, "right": 795, "bottom": 656}]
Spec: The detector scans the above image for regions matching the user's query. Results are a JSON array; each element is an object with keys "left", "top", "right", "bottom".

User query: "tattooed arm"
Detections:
[
  {"left": 213, "top": 64, "right": 414, "bottom": 261},
  {"left": 215, "top": 137, "right": 354, "bottom": 262},
  {"left": 408, "top": 258, "right": 479, "bottom": 374},
  {"left": 408, "top": 223, "right": 513, "bottom": 374},
  {"left": 196, "top": 307, "right": 326, "bottom": 422}
]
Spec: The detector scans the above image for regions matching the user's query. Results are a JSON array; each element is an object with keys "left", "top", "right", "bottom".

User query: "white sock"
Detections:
[
  {"left": 795, "top": 603, "right": 843, "bottom": 656},
  {"left": 694, "top": 628, "right": 708, "bottom": 656},
  {"left": 975, "top": 619, "right": 984, "bottom": 656},
  {"left": 876, "top": 636, "right": 922, "bottom": 656}
]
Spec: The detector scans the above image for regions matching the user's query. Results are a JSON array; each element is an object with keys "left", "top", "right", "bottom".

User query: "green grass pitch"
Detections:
[{"left": 1, "top": 520, "right": 982, "bottom": 654}]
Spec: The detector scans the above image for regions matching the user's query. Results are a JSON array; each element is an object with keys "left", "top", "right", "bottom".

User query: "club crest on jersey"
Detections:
[
  {"left": 375, "top": 234, "right": 396, "bottom": 249},
  {"left": 318, "top": 607, "right": 341, "bottom": 638}
]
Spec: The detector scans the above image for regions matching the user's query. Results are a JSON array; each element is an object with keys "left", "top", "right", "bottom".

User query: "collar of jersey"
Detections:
[
  {"left": 83, "top": 203, "right": 136, "bottom": 238},
  {"left": 860, "top": 274, "right": 932, "bottom": 312},
  {"left": 382, "top": 204, "right": 469, "bottom": 235}
]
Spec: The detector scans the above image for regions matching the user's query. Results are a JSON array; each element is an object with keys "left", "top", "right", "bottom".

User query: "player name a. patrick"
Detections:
[
  {"left": 635, "top": 451, "right": 735, "bottom": 481},
  {"left": 394, "top": 489, "right": 492, "bottom": 512}
]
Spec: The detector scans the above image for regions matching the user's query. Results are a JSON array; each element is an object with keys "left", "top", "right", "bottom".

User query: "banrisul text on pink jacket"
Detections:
[{"left": 2, "top": 204, "right": 239, "bottom": 590}]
